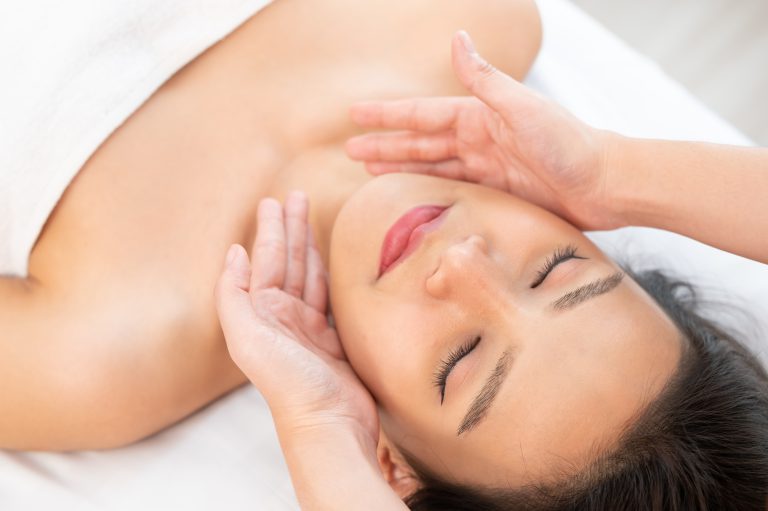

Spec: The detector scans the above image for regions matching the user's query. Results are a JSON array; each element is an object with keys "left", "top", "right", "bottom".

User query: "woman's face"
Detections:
[{"left": 329, "top": 174, "right": 681, "bottom": 487}]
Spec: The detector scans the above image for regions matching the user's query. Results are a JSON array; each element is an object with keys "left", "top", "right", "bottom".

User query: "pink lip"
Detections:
[{"left": 379, "top": 204, "right": 450, "bottom": 277}]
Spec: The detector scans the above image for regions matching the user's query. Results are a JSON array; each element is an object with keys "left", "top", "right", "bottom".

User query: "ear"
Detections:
[{"left": 377, "top": 430, "right": 421, "bottom": 499}]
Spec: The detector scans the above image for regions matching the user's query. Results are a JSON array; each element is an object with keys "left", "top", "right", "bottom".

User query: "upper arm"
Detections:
[
  {"left": 0, "top": 277, "right": 113, "bottom": 449},
  {"left": 0, "top": 276, "right": 244, "bottom": 450},
  {"left": 0, "top": 278, "right": 80, "bottom": 448}
]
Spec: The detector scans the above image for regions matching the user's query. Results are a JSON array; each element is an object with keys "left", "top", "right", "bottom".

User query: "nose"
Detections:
[{"left": 426, "top": 234, "right": 496, "bottom": 299}]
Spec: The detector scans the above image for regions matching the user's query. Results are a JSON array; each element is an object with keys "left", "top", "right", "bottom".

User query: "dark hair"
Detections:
[{"left": 404, "top": 269, "right": 768, "bottom": 510}]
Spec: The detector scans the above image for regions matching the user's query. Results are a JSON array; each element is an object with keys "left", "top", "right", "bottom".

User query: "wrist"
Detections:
[
  {"left": 569, "top": 128, "right": 628, "bottom": 231},
  {"left": 271, "top": 402, "right": 379, "bottom": 453},
  {"left": 599, "top": 130, "right": 644, "bottom": 229},
  {"left": 279, "top": 422, "right": 407, "bottom": 511},
  {"left": 279, "top": 417, "right": 378, "bottom": 458},
  {"left": 604, "top": 134, "right": 679, "bottom": 230}
]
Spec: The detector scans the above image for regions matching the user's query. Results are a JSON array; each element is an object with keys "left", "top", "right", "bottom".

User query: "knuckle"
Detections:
[
  {"left": 417, "top": 138, "right": 432, "bottom": 160},
  {"left": 408, "top": 140, "right": 421, "bottom": 160},
  {"left": 413, "top": 102, "right": 429, "bottom": 131},
  {"left": 288, "top": 247, "right": 307, "bottom": 263},
  {"left": 408, "top": 137, "right": 433, "bottom": 161},
  {"left": 406, "top": 102, "right": 420, "bottom": 131},
  {"left": 256, "top": 239, "right": 285, "bottom": 254},
  {"left": 287, "top": 248, "right": 306, "bottom": 268},
  {"left": 469, "top": 60, "right": 498, "bottom": 92},
  {"left": 445, "top": 137, "right": 458, "bottom": 157},
  {"left": 477, "top": 59, "right": 497, "bottom": 79},
  {"left": 256, "top": 246, "right": 286, "bottom": 265},
  {"left": 373, "top": 142, "right": 384, "bottom": 161}
]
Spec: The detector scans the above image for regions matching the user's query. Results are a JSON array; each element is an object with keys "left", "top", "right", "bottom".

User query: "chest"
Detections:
[{"left": 27, "top": 0, "right": 464, "bottom": 333}]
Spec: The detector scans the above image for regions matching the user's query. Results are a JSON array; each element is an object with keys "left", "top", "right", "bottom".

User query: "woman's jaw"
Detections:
[{"left": 328, "top": 173, "right": 682, "bottom": 489}]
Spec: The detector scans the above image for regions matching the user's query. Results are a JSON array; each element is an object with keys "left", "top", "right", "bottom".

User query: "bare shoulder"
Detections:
[
  {"left": 450, "top": 0, "right": 543, "bottom": 80},
  {"left": 400, "top": 0, "right": 542, "bottom": 80},
  {"left": 262, "top": 0, "right": 542, "bottom": 95},
  {"left": 361, "top": 0, "right": 543, "bottom": 81}
]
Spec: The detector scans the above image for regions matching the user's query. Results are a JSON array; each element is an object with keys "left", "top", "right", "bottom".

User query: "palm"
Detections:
[
  {"left": 246, "top": 291, "right": 379, "bottom": 440},
  {"left": 216, "top": 194, "right": 380, "bottom": 447},
  {"left": 452, "top": 100, "right": 580, "bottom": 218},
  {"left": 450, "top": 104, "right": 512, "bottom": 188},
  {"left": 346, "top": 29, "right": 614, "bottom": 230},
  {"left": 348, "top": 94, "right": 608, "bottom": 229}
]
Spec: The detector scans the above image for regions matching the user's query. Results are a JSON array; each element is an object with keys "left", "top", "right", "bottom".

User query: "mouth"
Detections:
[{"left": 379, "top": 204, "right": 451, "bottom": 278}]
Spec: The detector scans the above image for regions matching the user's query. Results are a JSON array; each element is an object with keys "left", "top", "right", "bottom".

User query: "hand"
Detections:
[
  {"left": 214, "top": 192, "right": 378, "bottom": 444},
  {"left": 346, "top": 31, "right": 620, "bottom": 231}
]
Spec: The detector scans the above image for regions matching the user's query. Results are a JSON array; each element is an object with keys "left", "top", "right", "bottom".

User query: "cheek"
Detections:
[
  {"left": 334, "top": 297, "right": 408, "bottom": 394},
  {"left": 516, "top": 290, "right": 680, "bottom": 449},
  {"left": 334, "top": 296, "right": 441, "bottom": 416}
]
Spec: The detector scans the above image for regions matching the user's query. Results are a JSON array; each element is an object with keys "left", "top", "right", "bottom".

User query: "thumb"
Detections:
[
  {"left": 451, "top": 31, "right": 528, "bottom": 117},
  {"left": 215, "top": 244, "right": 259, "bottom": 355}
]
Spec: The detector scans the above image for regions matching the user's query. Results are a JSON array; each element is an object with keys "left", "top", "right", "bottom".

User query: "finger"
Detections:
[
  {"left": 252, "top": 198, "right": 286, "bottom": 290},
  {"left": 215, "top": 244, "right": 259, "bottom": 357},
  {"left": 451, "top": 31, "right": 531, "bottom": 121},
  {"left": 365, "top": 159, "right": 469, "bottom": 180},
  {"left": 350, "top": 97, "right": 472, "bottom": 133},
  {"left": 282, "top": 191, "right": 309, "bottom": 298},
  {"left": 220, "top": 244, "right": 252, "bottom": 293},
  {"left": 345, "top": 131, "right": 458, "bottom": 162},
  {"left": 302, "top": 229, "right": 328, "bottom": 313}
]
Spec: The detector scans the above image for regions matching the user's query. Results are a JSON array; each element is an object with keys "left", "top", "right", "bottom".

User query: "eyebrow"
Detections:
[
  {"left": 550, "top": 271, "right": 625, "bottom": 311},
  {"left": 457, "top": 349, "right": 513, "bottom": 436},
  {"left": 456, "top": 271, "right": 626, "bottom": 436}
]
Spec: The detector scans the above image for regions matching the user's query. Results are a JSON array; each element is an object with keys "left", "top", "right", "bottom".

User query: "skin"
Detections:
[
  {"left": 215, "top": 29, "right": 766, "bottom": 508},
  {"left": 4, "top": 0, "right": 760, "bottom": 503},
  {"left": 0, "top": 0, "right": 544, "bottom": 449},
  {"left": 329, "top": 173, "right": 682, "bottom": 488}
]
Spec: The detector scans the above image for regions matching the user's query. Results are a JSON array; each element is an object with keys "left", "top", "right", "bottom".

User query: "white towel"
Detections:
[{"left": 0, "top": 0, "right": 274, "bottom": 277}]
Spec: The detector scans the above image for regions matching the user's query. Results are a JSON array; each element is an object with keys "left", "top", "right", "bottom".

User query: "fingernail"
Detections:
[
  {"left": 226, "top": 244, "right": 240, "bottom": 267},
  {"left": 457, "top": 30, "right": 476, "bottom": 54}
]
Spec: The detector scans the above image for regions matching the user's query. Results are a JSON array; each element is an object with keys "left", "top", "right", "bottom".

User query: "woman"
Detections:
[
  {"left": 217, "top": 33, "right": 768, "bottom": 511},
  {"left": 0, "top": 0, "right": 542, "bottom": 449},
  {"left": 1, "top": 1, "right": 766, "bottom": 509}
]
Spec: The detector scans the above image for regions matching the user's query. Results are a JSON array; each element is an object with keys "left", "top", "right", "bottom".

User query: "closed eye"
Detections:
[
  {"left": 530, "top": 244, "right": 587, "bottom": 288},
  {"left": 434, "top": 335, "right": 481, "bottom": 405}
]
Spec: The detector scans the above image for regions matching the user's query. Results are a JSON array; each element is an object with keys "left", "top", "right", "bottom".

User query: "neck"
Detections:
[{"left": 266, "top": 145, "right": 373, "bottom": 265}]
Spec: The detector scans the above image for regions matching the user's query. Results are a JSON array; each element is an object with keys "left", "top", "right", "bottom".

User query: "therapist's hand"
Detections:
[
  {"left": 346, "top": 31, "right": 621, "bottom": 231},
  {"left": 215, "top": 192, "right": 378, "bottom": 444}
]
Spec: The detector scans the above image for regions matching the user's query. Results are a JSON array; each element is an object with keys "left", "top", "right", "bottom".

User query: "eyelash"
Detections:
[
  {"left": 433, "top": 245, "right": 586, "bottom": 404},
  {"left": 434, "top": 335, "right": 481, "bottom": 405},
  {"left": 530, "top": 244, "right": 586, "bottom": 288}
]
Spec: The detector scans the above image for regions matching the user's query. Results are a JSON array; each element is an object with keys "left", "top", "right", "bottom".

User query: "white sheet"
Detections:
[
  {"left": 1, "top": 0, "right": 766, "bottom": 509},
  {"left": 0, "top": 0, "right": 273, "bottom": 277}
]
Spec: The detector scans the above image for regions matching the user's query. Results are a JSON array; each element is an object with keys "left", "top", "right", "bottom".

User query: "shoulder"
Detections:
[{"left": 453, "top": 0, "right": 543, "bottom": 81}]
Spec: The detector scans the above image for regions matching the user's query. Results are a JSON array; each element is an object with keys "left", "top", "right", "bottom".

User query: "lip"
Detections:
[{"left": 378, "top": 204, "right": 450, "bottom": 277}]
